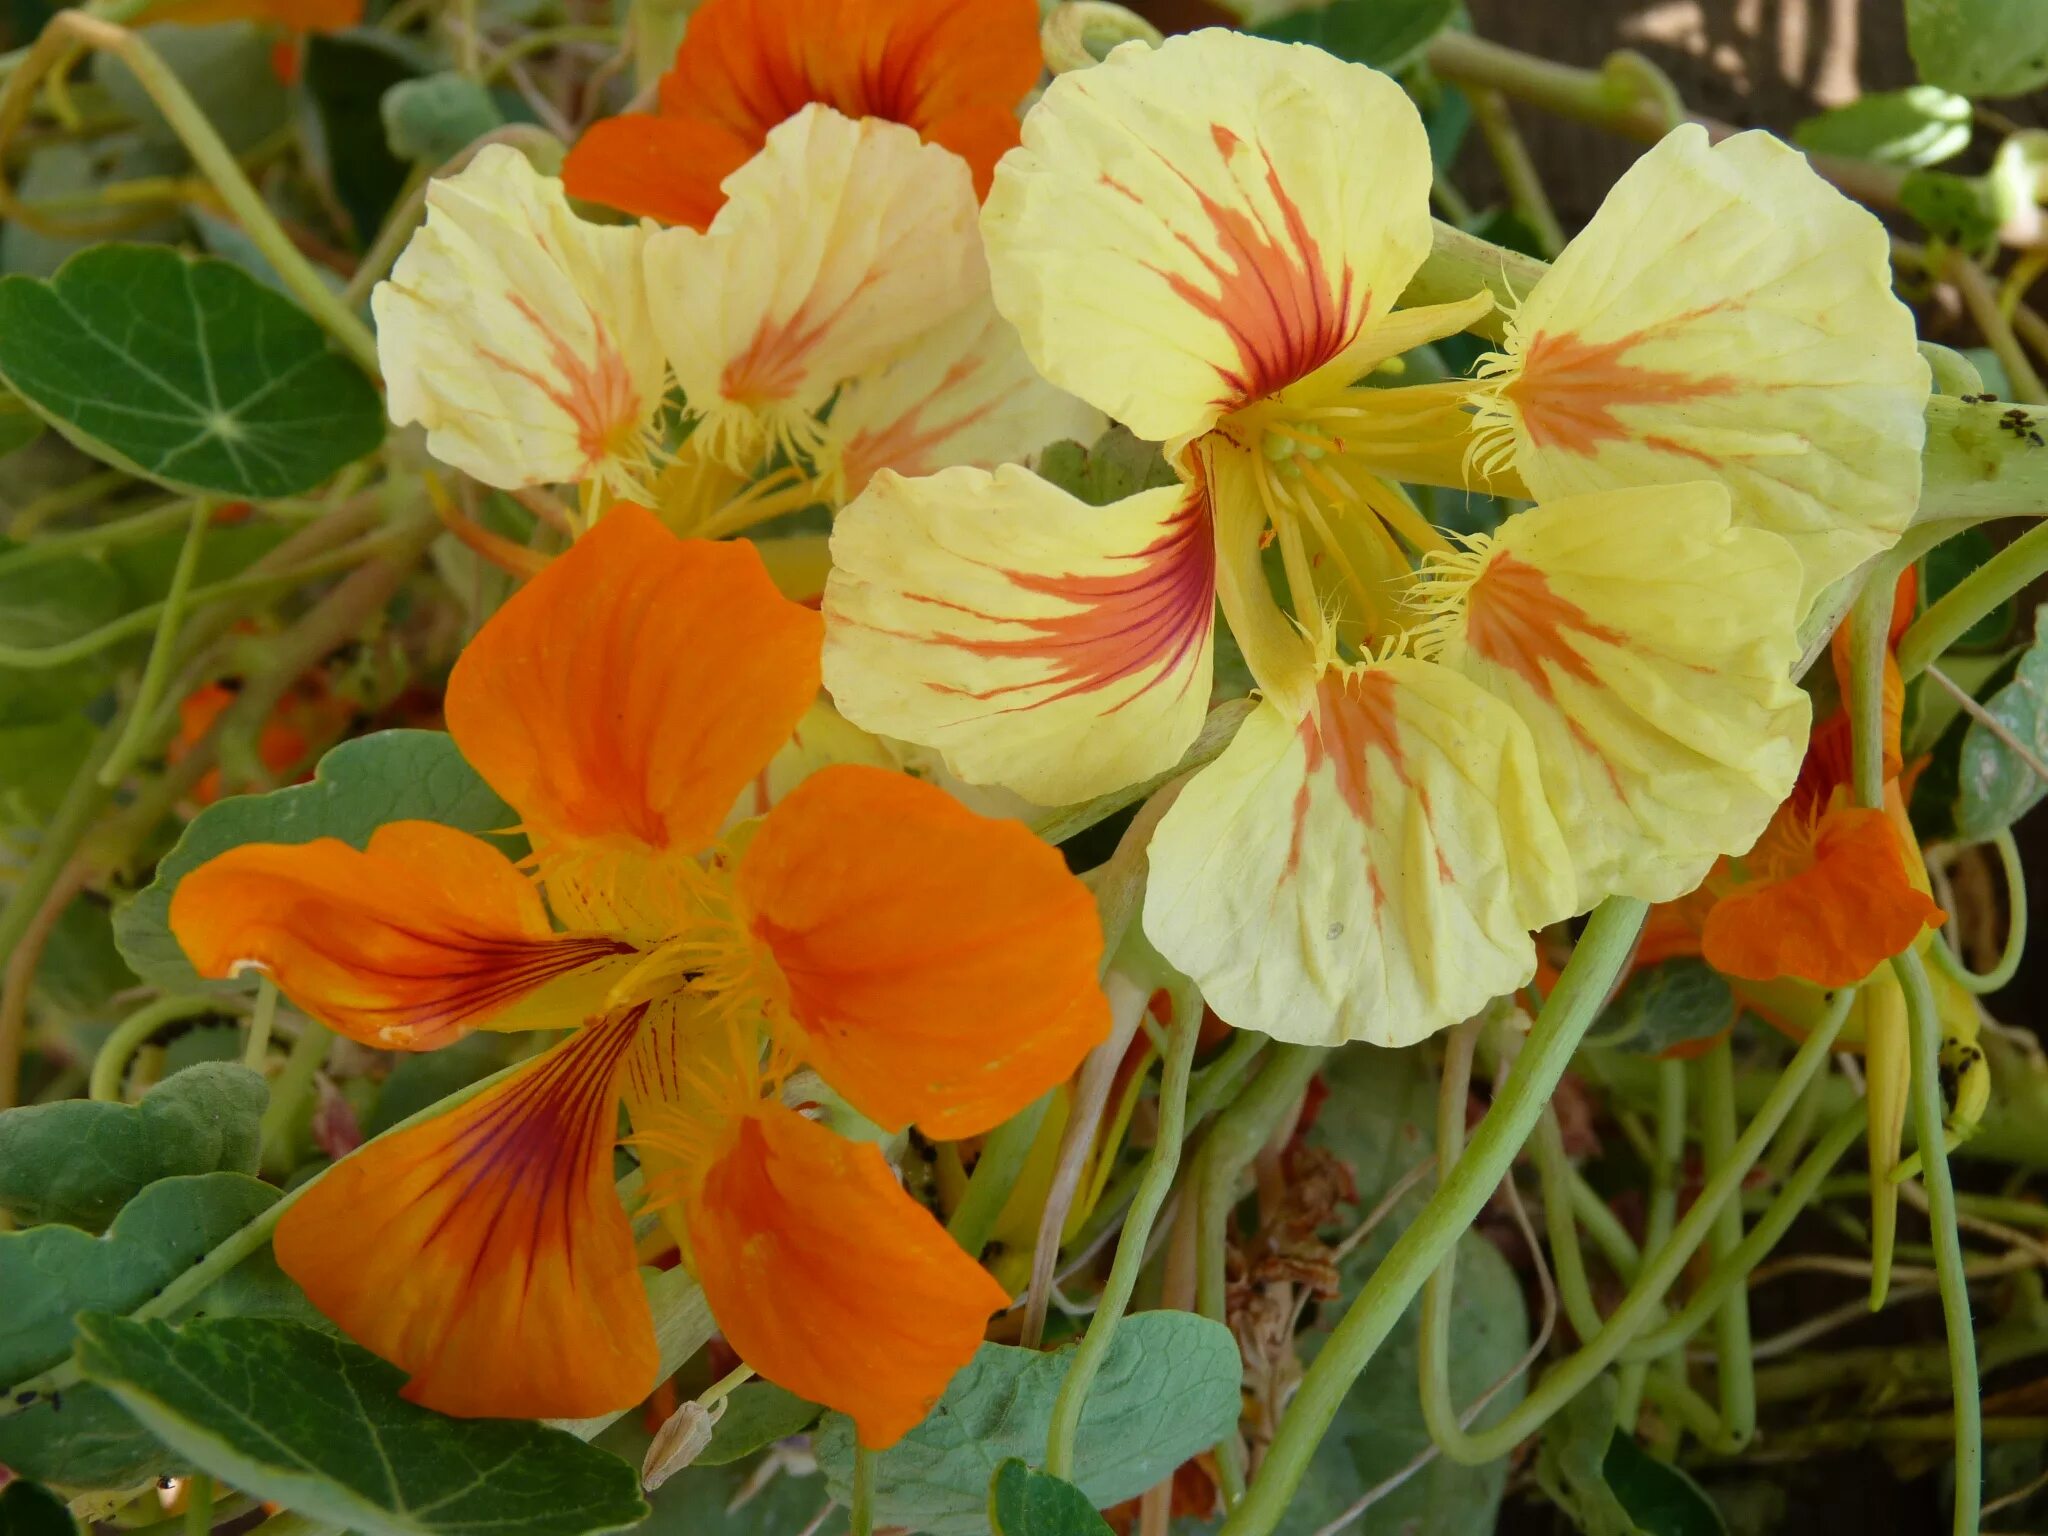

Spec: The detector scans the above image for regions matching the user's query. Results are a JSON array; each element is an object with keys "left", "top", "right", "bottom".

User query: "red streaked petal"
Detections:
[
  {"left": 273, "top": 1009, "right": 657, "bottom": 1419},
  {"left": 169, "top": 821, "right": 633, "bottom": 1049},
  {"left": 684, "top": 1099, "right": 1008, "bottom": 1448},
  {"left": 738, "top": 764, "right": 1108, "bottom": 1139}
]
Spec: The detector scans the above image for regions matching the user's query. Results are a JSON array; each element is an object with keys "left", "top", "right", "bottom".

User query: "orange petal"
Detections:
[
  {"left": 561, "top": 113, "right": 754, "bottom": 229},
  {"left": 684, "top": 1099, "right": 1008, "bottom": 1448},
  {"left": 445, "top": 505, "right": 822, "bottom": 857},
  {"left": 169, "top": 821, "right": 634, "bottom": 1049},
  {"left": 738, "top": 764, "right": 1108, "bottom": 1138},
  {"left": 273, "top": 1009, "right": 657, "bottom": 1419},
  {"left": 1702, "top": 806, "right": 1946, "bottom": 987},
  {"left": 657, "top": 0, "right": 1038, "bottom": 193}
]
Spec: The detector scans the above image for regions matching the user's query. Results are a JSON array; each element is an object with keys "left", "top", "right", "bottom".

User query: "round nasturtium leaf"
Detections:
[{"left": 0, "top": 243, "right": 384, "bottom": 499}]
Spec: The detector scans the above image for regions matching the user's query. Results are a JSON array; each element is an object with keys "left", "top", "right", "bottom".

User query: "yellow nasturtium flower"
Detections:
[
  {"left": 818, "top": 30, "right": 1931, "bottom": 1045},
  {"left": 375, "top": 113, "right": 1097, "bottom": 531}
]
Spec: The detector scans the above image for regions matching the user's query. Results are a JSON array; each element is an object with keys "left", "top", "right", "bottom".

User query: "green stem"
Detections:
[
  {"left": 259, "top": 1022, "right": 331, "bottom": 1174},
  {"left": 1221, "top": 898, "right": 1644, "bottom": 1534},
  {"left": 1699, "top": 1038, "right": 1756, "bottom": 1448},
  {"left": 1411, "top": 984, "right": 1851, "bottom": 1470},
  {"left": 1566, "top": 1159, "right": 1642, "bottom": 1279},
  {"left": 1046, "top": 972, "right": 1202, "bottom": 1480},
  {"left": 947, "top": 1092, "right": 1051, "bottom": 1258},
  {"left": 0, "top": 496, "right": 193, "bottom": 571},
  {"left": 243, "top": 980, "right": 278, "bottom": 1071},
  {"left": 851, "top": 1445, "right": 875, "bottom": 1536},
  {"left": 1616, "top": 1057, "right": 1686, "bottom": 1425},
  {"left": 1762, "top": 1039, "right": 1833, "bottom": 1187},
  {"left": 1927, "top": 829, "right": 2027, "bottom": 995},
  {"left": 46, "top": 16, "right": 378, "bottom": 373},
  {"left": 1893, "top": 948, "right": 1982, "bottom": 1536},
  {"left": 1066, "top": 1028, "right": 1264, "bottom": 1260},
  {"left": 1898, "top": 518, "right": 2048, "bottom": 681},
  {"left": 89, "top": 994, "right": 221, "bottom": 1101},
  {"left": 97, "top": 498, "right": 208, "bottom": 786},
  {"left": 1530, "top": 1107, "right": 1607, "bottom": 1342},
  {"left": 1467, "top": 85, "right": 1564, "bottom": 257},
  {"left": 1196, "top": 1043, "right": 1326, "bottom": 1505},
  {"left": 184, "top": 1473, "right": 214, "bottom": 1536},
  {"left": 4, "top": 469, "right": 136, "bottom": 537},
  {"left": 1624, "top": 1107, "right": 1865, "bottom": 1359}
]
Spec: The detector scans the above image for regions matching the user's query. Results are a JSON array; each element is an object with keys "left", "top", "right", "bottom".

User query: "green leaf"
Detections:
[
  {"left": 0, "top": 1063, "right": 266, "bottom": 1230},
  {"left": 0, "top": 1479, "right": 79, "bottom": 1536},
  {"left": 0, "top": 1170, "right": 277, "bottom": 1383},
  {"left": 698, "top": 1382, "right": 821, "bottom": 1467},
  {"left": 364, "top": 1032, "right": 523, "bottom": 1137},
  {"left": 0, "top": 244, "right": 384, "bottom": 498},
  {"left": 813, "top": 1312, "right": 1241, "bottom": 1535},
  {"left": 1586, "top": 959, "right": 1736, "bottom": 1057},
  {"left": 28, "top": 897, "right": 136, "bottom": 1020},
  {"left": 1253, "top": 0, "right": 1457, "bottom": 72},
  {"left": 0, "top": 718, "right": 98, "bottom": 829},
  {"left": 0, "top": 551, "right": 124, "bottom": 650},
  {"left": 115, "top": 729, "right": 518, "bottom": 993},
  {"left": 1956, "top": 602, "right": 2048, "bottom": 841},
  {"left": 0, "top": 391, "right": 45, "bottom": 458},
  {"left": 1033, "top": 426, "right": 1179, "bottom": 509},
  {"left": 1907, "top": 0, "right": 2048, "bottom": 97},
  {"left": 383, "top": 72, "right": 504, "bottom": 165},
  {"left": 0, "top": 1380, "right": 189, "bottom": 1492},
  {"left": 1792, "top": 86, "right": 1971, "bottom": 167},
  {"left": 988, "top": 1461, "right": 1113, "bottom": 1536},
  {"left": 1899, "top": 132, "right": 2048, "bottom": 256},
  {"left": 1, "top": 140, "right": 184, "bottom": 278},
  {"left": 1599, "top": 1432, "right": 1725, "bottom": 1536},
  {"left": 302, "top": 31, "right": 425, "bottom": 246},
  {"left": 75, "top": 1314, "right": 650, "bottom": 1536}
]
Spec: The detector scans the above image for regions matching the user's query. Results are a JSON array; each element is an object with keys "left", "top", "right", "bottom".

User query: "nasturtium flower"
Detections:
[
  {"left": 1466, "top": 125, "right": 1930, "bottom": 612},
  {"left": 825, "top": 30, "right": 1892, "bottom": 807},
  {"left": 378, "top": 116, "right": 1095, "bottom": 534},
  {"left": 823, "top": 31, "right": 1817, "bottom": 1044},
  {"left": 167, "top": 509, "right": 1109, "bottom": 1445},
  {"left": 1702, "top": 573, "right": 1944, "bottom": 988},
  {"left": 562, "top": 0, "right": 1041, "bottom": 227}
]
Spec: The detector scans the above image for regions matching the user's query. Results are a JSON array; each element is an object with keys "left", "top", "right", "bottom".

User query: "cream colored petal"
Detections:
[
  {"left": 825, "top": 293, "right": 1105, "bottom": 503},
  {"left": 373, "top": 144, "right": 662, "bottom": 492},
  {"left": 1479, "top": 125, "right": 1929, "bottom": 610},
  {"left": 982, "top": 29, "right": 1433, "bottom": 444},
  {"left": 1143, "top": 658, "right": 1574, "bottom": 1047},
  {"left": 1420, "top": 484, "right": 1810, "bottom": 906},
  {"left": 822, "top": 463, "right": 1216, "bottom": 806},
  {"left": 645, "top": 104, "right": 983, "bottom": 467}
]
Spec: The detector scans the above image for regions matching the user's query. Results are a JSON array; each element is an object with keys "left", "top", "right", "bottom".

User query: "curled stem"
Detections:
[
  {"left": 89, "top": 994, "right": 222, "bottom": 1102},
  {"left": 1219, "top": 897, "right": 1646, "bottom": 1535},
  {"left": 1046, "top": 970, "right": 1202, "bottom": 1479},
  {"left": 1927, "top": 830, "right": 2027, "bottom": 995},
  {"left": 1699, "top": 1037, "right": 1756, "bottom": 1448},
  {"left": 1413, "top": 984, "right": 1852, "bottom": 1469}
]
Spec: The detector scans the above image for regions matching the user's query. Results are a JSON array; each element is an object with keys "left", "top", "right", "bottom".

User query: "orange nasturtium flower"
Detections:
[
  {"left": 1702, "top": 570, "right": 1944, "bottom": 988},
  {"left": 167, "top": 509, "right": 1110, "bottom": 1445},
  {"left": 562, "top": 0, "right": 1042, "bottom": 228},
  {"left": 821, "top": 30, "right": 1930, "bottom": 1045}
]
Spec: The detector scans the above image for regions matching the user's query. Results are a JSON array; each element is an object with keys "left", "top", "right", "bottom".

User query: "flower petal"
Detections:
[
  {"left": 823, "top": 464, "right": 1216, "bottom": 805},
  {"left": 684, "top": 1099, "right": 1009, "bottom": 1448},
  {"left": 273, "top": 1009, "right": 656, "bottom": 1419},
  {"left": 561, "top": 113, "right": 754, "bottom": 229},
  {"left": 738, "top": 764, "right": 1109, "bottom": 1137},
  {"left": 1144, "top": 660, "right": 1574, "bottom": 1047},
  {"left": 1479, "top": 125, "right": 1928, "bottom": 608},
  {"left": 824, "top": 294, "right": 1105, "bottom": 502},
  {"left": 445, "top": 505, "right": 822, "bottom": 857},
  {"left": 1702, "top": 806, "right": 1945, "bottom": 987},
  {"left": 169, "top": 822, "right": 634, "bottom": 1049},
  {"left": 644, "top": 105, "right": 983, "bottom": 463},
  {"left": 982, "top": 30, "right": 1432, "bottom": 443},
  {"left": 1423, "top": 484, "right": 1811, "bottom": 905},
  {"left": 373, "top": 145, "right": 664, "bottom": 491}
]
